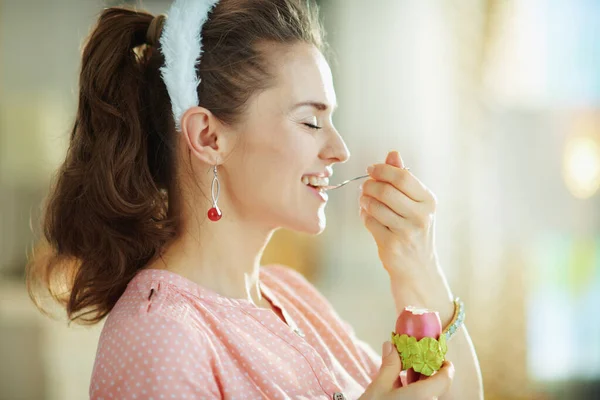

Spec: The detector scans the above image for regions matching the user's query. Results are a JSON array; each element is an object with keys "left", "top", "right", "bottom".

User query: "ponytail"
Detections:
[{"left": 27, "top": 7, "right": 178, "bottom": 324}]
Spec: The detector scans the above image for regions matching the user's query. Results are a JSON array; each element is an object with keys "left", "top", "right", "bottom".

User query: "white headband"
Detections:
[{"left": 159, "top": 0, "right": 221, "bottom": 132}]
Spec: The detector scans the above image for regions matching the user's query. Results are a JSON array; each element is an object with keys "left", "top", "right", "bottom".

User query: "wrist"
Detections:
[{"left": 389, "top": 274, "right": 454, "bottom": 326}]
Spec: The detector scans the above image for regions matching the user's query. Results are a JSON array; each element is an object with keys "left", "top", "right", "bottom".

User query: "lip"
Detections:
[
  {"left": 306, "top": 184, "right": 328, "bottom": 202},
  {"left": 302, "top": 172, "right": 331, "bottom": 178},
  {"left": 302, "top": 167, "right": 333, "bottom": 179},
  {"left": 301, "top": 168, "right": 332, "bottom": 202}
]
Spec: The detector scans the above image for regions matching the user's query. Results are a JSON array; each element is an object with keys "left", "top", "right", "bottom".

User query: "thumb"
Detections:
[
  {"left": 373, "top": 341, "right": 402, "bottom": 391},
  {"left": 385, "top": 150, "right": 404, "bottom": 169}
]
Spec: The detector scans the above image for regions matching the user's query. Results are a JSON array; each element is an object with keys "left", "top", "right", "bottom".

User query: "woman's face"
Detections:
[{"left": 224, "top": 42, "right": 350, "bottom": 234}]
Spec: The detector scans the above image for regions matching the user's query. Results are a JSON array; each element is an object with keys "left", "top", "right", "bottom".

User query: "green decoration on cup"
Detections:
[{"left": 390, "top": 332, "right": 448, "bottom": 376}]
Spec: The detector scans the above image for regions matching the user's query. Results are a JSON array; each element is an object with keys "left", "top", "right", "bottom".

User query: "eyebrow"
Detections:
[{"left": 292, "top": 101, "right": 338, "bottom": 113}]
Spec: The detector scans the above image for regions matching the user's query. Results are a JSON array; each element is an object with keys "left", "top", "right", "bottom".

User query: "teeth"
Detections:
[{"left": 301, "top": 176, "right": 329, "bottom": 187}]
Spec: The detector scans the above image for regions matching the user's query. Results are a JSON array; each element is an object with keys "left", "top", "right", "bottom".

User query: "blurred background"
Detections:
[{"left": 1, "top": 0, "right": 599, "bottom": 399}]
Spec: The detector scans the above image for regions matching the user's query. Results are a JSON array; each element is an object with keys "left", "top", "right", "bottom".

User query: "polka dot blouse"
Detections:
[{"left": 89, "top": 265, "right": 380, "bottom": 399}]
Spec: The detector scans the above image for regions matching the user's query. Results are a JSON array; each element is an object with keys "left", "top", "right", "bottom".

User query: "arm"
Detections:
[{"left": 358, "top": 151, "right": 484, "bottom": 399}]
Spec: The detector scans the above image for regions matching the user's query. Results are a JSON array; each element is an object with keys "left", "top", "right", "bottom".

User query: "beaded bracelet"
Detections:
[{"left": 442, "top": 297, "right": 465, "bottom": 341}]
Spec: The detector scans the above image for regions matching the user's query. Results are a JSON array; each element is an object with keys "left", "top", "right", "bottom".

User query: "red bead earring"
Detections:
[{"left": 207, "top": 164, "right": 222, "bottom": 222}]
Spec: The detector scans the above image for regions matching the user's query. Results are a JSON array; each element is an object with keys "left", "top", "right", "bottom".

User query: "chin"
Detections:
[
  {"left": 285, "top": 211, "right": 327, "bottom": 235},
  {"left": 304, "top": 219, "right": 326, "bottom": 235}
]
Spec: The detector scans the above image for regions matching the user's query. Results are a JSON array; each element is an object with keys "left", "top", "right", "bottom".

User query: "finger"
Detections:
[
  {"left": 378, "top": 341, "right": 403, "bottom": 384},
  {"left": 395, "top": 361, "right": 455, "bottom": 398},
  {"left": 359, "top": 207, "right": 390, "bottom": 244},
  {"left": 385, "top": 150, "right": 405, "bottom": 169},
  {"left": 360, "top": 194, "right": 413, "bottom": 234},
  {"left": 367, "top": 164, "right": 431, "bottom": 203},
  {"left": 365, "top": 341, "right": 403, "bottom": 398},
  {"left": 361, "top": 180, "right": 421, "bottom": 221}
]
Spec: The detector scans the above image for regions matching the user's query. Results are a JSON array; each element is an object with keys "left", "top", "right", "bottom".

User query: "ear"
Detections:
[{"left": 179, "top": 106, "right": 230, "bottom": 165}]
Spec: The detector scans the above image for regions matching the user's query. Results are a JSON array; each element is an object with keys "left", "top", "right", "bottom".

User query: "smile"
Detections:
[
  {"left": 301, "top": 175, "right": 329, "bottom": 202},
  {"left": 301, "top": 175, "right": 329, "bottom": 190}
]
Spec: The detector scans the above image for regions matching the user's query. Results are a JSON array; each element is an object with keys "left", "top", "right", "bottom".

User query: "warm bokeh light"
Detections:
[{"left": 563, "top": 134, "right": 600, "bottom": 199}]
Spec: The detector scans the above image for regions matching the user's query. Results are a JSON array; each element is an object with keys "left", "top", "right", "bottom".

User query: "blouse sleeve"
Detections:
[{"left": 90, "top": 313, "right": 221, "bottom": 399}]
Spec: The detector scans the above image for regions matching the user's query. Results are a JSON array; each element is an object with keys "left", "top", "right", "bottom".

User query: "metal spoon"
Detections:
[
  {"left": 322, "top": 166, "right": 411, "bottom": 191},
  {"left": 321, "top": 174, "right": 370, "bottom": 191}
]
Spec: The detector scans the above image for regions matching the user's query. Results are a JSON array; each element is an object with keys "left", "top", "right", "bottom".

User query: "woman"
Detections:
[{"left": 27, "top": 0, "right": 483, "bottom": 398}]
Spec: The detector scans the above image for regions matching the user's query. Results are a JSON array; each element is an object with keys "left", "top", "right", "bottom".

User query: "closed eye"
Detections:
[{"left": 303, "top": 123, "right": 322, "bottom": 130}]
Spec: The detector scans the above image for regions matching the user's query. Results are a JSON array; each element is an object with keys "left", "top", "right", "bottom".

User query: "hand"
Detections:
[
  {"left": 359, "top": 151, "right": 455, "bottom": 323},
  {"left": 358, "top": 341, "right": 454, "bottom": 400},
  {"left": 359, "top": 150, "right": 438, "bottom": 281}
]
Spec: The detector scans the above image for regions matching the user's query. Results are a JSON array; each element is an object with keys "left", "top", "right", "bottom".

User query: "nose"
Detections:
[{"left": 321, "top": 128, "right": 350, "bottom": 164}]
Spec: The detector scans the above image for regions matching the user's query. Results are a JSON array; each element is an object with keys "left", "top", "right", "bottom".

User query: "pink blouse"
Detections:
[{"left": 89, "top": 265, "right": 381, "bottom": 399}]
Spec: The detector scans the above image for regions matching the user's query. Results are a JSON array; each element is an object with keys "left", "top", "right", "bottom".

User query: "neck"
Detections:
[{"left": 151, "top": 215, "right": 275, "bottom": 305}]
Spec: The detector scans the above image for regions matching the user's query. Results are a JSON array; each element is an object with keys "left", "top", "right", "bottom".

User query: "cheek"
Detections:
[
  {"left": 246, "top": 122, "right": 314, "bottom": 175},
  {"left": 228, "top": 120, "right": 318, "bottom": 209}
]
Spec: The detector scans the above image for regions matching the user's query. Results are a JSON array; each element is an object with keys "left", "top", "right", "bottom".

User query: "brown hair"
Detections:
[{"left": 26, "top": 0, "right": 326, "bottom": 325}]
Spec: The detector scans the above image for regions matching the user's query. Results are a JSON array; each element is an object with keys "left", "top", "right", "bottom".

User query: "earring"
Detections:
[{"left": 207, "top": 165, "right": 222, "bottom": 222}]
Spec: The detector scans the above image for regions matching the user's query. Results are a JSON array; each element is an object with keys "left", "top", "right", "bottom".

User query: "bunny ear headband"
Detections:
[{"left": 157, "top": 0, "right": 221, "bottom": 132}]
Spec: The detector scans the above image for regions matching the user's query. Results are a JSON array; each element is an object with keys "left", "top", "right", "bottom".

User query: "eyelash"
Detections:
[{"left": 303, "top": 123, "right": 322, "bottom": 130}]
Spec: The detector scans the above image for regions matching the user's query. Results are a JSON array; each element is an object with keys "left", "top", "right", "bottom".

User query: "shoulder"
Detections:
[
  {"left": 90, "top": 278, "right": 223, "bottom": 398},
  {"left": 101, "top": 308, "right": 211, "bottom": 350},
  {"left": 95, "top": 309, "right": 214, "bottom": 375},
  {"left": 100, "top": 275, "right": 215, "bottom": 344},
  {"left": 91, "top": 310, "right": 219, "bottom": 398}
]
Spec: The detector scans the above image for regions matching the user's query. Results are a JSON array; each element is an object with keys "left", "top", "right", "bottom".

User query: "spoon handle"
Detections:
[{"left": 323, "top": 174, "right": 370, "bottom": 191}]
